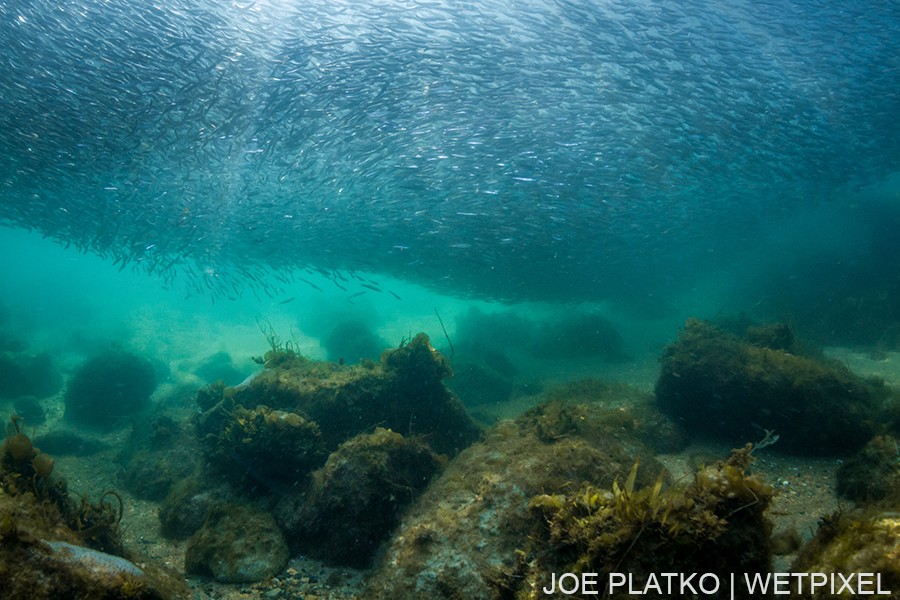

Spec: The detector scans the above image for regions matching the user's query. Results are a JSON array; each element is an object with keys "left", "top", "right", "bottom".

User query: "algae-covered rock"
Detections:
[
  {"left": 522, "top": 379, "right": 689, "bottom": 454},
  {"left": 193, "top": 351, "right": 249, "bottom": 386},
  {"left": 201, "top": 333, "right": 480, "bottom": 460},
  {"left": 365, "top": 407, "right": 665, "bottom": 599},
  {"left": 121, "top": 446, "right": 199, "bottom": 501},
  {"left": 791, "top": 510, "right": 900, "bottom": 599},
  {"left": 65, "top": 349, "right": 158, "bottom": 431},
  {"left": 279, "top": 427, "right": 443, "bottom": 568},
  {"left": 836, "top": 435, "right": 900, "bottom": 505},
  {"left": 120, "top": 414, "right": 201, "bottom": 501},
  {"left": 158, "top": 479, "right": 228, "bottom": 540},
  {"left": 528, "top": 312, "right": 629, "bottom": 361},
  {"left": 446, "top": 360, "right": 515, "bottom": 407},
  {"left": 185, "top": 503, "right": 288, "bottom": 583},
  {"left": 0, "top": 419, "right": 188, "bottom": 599},
  {"left": 322, "top": 319, "right": 388, "bottom": 363},
  {"left": 655, "top": 319, "right": 883, "bottom": 455},
  {"left": 202, "top": 404, "right": 328, "bottom": 492},
  {"left": 0, "top": 349, "right": 63, "bottom": 399},
  {"left": 517, "top": 445, "right": 773, "bottom": 600},
  {"left": 13, "top": 395, "right": 47, "bottom": 426}
]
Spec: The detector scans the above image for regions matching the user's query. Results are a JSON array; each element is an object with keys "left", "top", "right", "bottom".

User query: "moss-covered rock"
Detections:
[
  {"left": 521, "top": 379, "right": 689, "bottom": 454},
  {"left": 201, "top": 404, "right": 327, "bottom": 493},
  {"left": 516, "top": 445, "right": 773, "bottom": 599},
  {"left": 655, "top": 319, "right": 884, "bottom": 455},
  {"left": 0, "top": 418, "right": 188, "bottom": 599},
  {"left": 65, "top": 349, "right": 158, "bottom": 431},
  {"left": 185, "top": 503, "right": 288, "bottom": 583},
  {"left": 158, "top": 478, "right": 228, "bottom": 541},
  {"left": 365, "top": 408, "right": 665, "bottom": 599},
  {"left": 199, "top": 333, "right": 480, "bottom": 461},
  {"left": 0, "top": 349, "right": 63, "bottom": 400},
  {"left": 119, "top": 414, "right": 201, "bottom": 501},
  {"left": 836, "top": 435, "right": 900, "bottom": 505},
  {"left": 791, "top": 510, "right": 900, "bottom": 598},
  {"left": 279, "top": 427, "right": 443, "bottom": 568}
]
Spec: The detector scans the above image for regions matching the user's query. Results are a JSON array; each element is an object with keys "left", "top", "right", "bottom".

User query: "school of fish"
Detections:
[{"left": 1, "top": 0, "right": 898, "bottom": 303}]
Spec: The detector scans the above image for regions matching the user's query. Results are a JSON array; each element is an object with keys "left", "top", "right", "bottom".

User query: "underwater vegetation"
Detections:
[
  {"left": 517, "top": 445, "right": 773, "bottom": 600},
  {"left": 167, "top": 333, "right": 480, "bottom": 583},
  {"left": 200, "top": 403, "right": 327, "bottom": 493},
  {"left": 65, "top": 348, "right": 158, "bottom": 431},
  {"left": 278, "top": 427, "right": 444, "bottom": 568},
  {"left": 198, "top": 332, "right": 479, "bottom": 464},
  {"left": 791, "top": 510, "right": 900, "bottom": 599},
  {"left": 0, "top": 416, "right": 188, "bottom": 599},
  {"left": 365, "top": 401, "right": 667, "bottom": 599},
  {"left": 655, "top": 319, "right": 889, "bottom": 455}
]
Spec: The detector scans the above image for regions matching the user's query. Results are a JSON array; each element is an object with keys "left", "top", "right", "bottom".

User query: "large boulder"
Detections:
[
  {"left": 185, "top": 504, "right": 288, "bottom": 584},
  {"left": 65, "top": 349, "right": 157, "bottom": 431},
  {"left": 365, "top": 403, "right": 665, "bottom": 599},
  {"left": 655, "top": 319, "right": 884, "bottom": 455},
  {"left": 277, "top": 427, "right": 443, "bottom": 568}
]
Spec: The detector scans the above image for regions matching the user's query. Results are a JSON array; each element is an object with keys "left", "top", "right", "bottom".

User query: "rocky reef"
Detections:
[
  {"left": 364, "top": 400, "right": 667, "bottom": 599},
  {"left": 655, "top": 319, "right": 888, "bottom": 455},
  {"left": 277, "top": 427, "right": 444, "bottom": 568},
  {"left": 519, "top": 445, "right": 773, "bottom": 600},
  {"left": 159, "top": 333, "right": 481, "bottom": 584},
  {"left": 0, "top": 416, "right": 187, "bottom": 599},
  {"left": 65, "top": 348, "right": 158, "bottom": 431}
]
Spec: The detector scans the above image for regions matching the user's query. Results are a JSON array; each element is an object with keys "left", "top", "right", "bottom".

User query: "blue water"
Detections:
[
  {"left": 2, "top": 5, "right": 900, "bottom": 595},
  {"left": 2, "top": 0, "right": 899, "bottom": 301}
]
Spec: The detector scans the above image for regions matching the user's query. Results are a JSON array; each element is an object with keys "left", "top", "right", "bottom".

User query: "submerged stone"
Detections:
[
  {"left": 185, "top": 504, "right": 289, "bottom": 584},
  {"left": 65, "top": 349, "right": 158, "bottom": 431},
  {"left": 655, "top": 319, "right": 884, "bottom": 455},
  {"left": 278, "top": 427, "right": 443, "bottom": 568},
  {"left": 0, "top": 350, "right": 63, "bottom": 400},
  {"left": 365, "top": 412, "right": 664, "bottom": 599}
]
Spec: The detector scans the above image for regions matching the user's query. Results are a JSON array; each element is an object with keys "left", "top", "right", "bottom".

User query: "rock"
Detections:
[
  {"left": 13, "top": 395, "right": 46, "bottom": 426},
  {"left": 365, "top": 411, "right": 665, "bottom": 599},
  {"left": 65, "top": 349, "right": 157, "bottom": 431},
  {"left": 0, "top": 350, "right": 63, "bottom": 400},
  {"left": 194, "top": 351, "right": 248, "bottom": 386},
  {"left": 836, "top": 435, "right": 900, "bottom": 504},
  {"left": 279, "top": 428, "right": 443, "bottom": 568},
  {"left": 791, "top": 510, "right": 900, "bottom": 597},
  {"left": 655, "top": 319, "right": 884, "bottom": 455},
  {"left": 159, "top": 479, "right": 227, "bottom": 540},
  {"left": 185, "top": 504, "right": 288, "bottom": 583}
]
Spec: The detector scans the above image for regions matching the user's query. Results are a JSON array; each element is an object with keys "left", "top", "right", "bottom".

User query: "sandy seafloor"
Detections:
[{"left": 9, "top": 343, "right": 896, "bottom": 599}]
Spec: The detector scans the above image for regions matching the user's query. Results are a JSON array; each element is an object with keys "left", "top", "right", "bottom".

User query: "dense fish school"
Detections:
[{"left": 1, "top": 0, "right": 898, "bottom": 302}]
